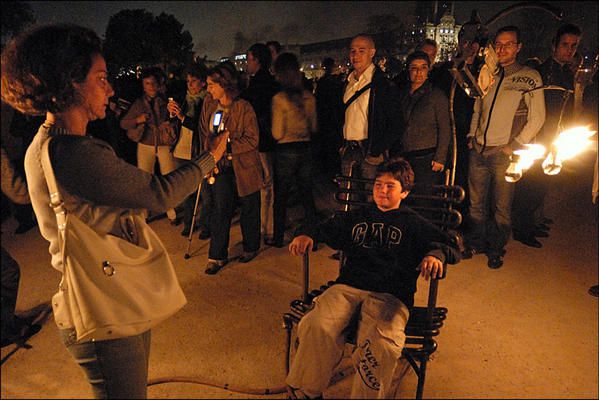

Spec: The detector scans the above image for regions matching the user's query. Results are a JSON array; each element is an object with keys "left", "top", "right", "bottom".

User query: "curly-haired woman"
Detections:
[{"left": 1, "top": 23, "right": 227, "bottom": 398}]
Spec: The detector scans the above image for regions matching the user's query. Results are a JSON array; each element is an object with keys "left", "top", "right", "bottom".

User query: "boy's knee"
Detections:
[{"left": 298, "top": 314, "right": 344, "bottom": 342}]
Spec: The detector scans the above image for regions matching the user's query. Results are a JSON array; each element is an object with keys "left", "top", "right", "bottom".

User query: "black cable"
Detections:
[
  {"left": 147, "top": 365, "right": 355, "bottom": 395},
  {"left": 147, "top": 376, "right": 287, "bottom": 395}
]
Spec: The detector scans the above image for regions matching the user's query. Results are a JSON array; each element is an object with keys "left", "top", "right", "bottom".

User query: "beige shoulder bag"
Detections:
[{"left": 41, "top": 137, "right": 186, "bottom": 342}]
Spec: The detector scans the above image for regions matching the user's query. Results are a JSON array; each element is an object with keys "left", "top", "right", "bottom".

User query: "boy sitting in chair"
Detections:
[{"left": 286, "top": 157, "right": 461, "bottom": 399}]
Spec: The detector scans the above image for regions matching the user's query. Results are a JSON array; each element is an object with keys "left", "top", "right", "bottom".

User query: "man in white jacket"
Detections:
[{"left": 463, "top": 26, "right": 545, "bottom": 269}]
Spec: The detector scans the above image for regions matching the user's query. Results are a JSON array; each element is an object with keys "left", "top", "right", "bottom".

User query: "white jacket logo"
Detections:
[
  {"left": 511, "top": 75, "right": 537, "bottom": 88},
  {"left": 351, "top": 222, "right": 402, "bottom": 249}
]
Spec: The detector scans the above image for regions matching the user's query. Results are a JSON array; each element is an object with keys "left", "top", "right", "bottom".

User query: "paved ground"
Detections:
[{"left": 1, "top": 150, "right": 597, "bottom": 399}]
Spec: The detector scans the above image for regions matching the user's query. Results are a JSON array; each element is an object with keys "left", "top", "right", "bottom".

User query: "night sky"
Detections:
[{"left": 26, "top": 1, "right": 599, "bottom": 60}]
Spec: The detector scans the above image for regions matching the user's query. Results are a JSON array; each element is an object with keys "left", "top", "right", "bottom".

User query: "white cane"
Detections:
[{"left": 184, "top": 179, "right": 204, "bottom": 259}]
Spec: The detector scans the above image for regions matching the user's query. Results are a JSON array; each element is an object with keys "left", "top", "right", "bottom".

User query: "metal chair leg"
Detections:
[{"left": 415, "top": 357, "right": 428, "bottom": 400}]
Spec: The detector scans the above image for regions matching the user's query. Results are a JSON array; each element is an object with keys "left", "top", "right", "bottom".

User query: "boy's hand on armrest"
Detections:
[
  {"left": 289, "top": 235, "right": 314, "bottom": 256},
  {"left": 418, "top": 255, "right": 444, "bottom": 280}
]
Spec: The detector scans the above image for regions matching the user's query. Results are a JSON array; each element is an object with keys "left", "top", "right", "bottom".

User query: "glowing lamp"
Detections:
[
  {"left": 542, "top": 151, "right": 562, "bottom": 175},
  {"left": 505, "top": 155, "right": 523, "bottom": 182},
  {"left": 541, "top": 126, "right": 595, "bottom": 175}
]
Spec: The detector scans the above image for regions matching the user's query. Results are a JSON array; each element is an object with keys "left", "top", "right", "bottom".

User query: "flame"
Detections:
[
  {"left": 505, "top": 126, "right": 594, "bottom": 181},
  {"left": 514, "top": 144, "right": 546, "bottom": 171},
  {"left": 552, "top": 126, "right": 595, "bottom": 161}
]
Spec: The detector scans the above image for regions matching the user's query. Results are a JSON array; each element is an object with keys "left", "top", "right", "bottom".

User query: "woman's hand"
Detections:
[
  {"left": 208, "top": 130, "right": 230, "bottom": 162},
  {"left": 431, "top": 161, "right": 444, "bottom": 172},
  {"left": 167, "top": 100, "right": 184, "bottom": 121},
  {"left": 136, "top": 113, "right": 149, "bottom": 125}
]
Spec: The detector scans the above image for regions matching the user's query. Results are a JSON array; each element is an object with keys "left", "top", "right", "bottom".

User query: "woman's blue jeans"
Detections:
[{"left": 59, "top": 328, "right": 151, "bottom": 399}]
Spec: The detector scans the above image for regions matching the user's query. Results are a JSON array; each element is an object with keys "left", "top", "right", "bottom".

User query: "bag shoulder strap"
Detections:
[
  {"left": 40, "top": 137, "right": 67, "bottom": 228},
  {"left": 343, "top": 82, "right": 372, "bottom": 111}
]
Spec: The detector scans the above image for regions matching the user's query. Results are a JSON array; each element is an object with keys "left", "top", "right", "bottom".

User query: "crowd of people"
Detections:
[{"left": 1, "top": 20, "right": 597, "bottom": 399}]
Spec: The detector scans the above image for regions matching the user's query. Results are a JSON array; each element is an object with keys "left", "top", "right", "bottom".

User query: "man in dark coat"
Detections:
[{"left": 240, "top": 43, "right": 280, "bottom": 245}]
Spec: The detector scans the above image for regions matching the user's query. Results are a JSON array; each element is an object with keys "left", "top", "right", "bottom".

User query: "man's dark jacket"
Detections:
[
  {"left": 241, "top": 68, "right": 280, "bottom": 152},
  {"left": 342, "top": 66, "right": 403, "bottom": 157}
]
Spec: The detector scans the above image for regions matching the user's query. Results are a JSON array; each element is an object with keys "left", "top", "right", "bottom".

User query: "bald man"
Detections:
[{"left": 340, "top": 33, "right": 402, "bottom": 194}]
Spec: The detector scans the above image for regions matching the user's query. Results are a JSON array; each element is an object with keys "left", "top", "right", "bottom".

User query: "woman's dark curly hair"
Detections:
[
  {"left": 1, "top": 23, "right": 102, "bottom": 115},
  {"left": 206, "top": 62, "right": 240, "bottom": 99}
]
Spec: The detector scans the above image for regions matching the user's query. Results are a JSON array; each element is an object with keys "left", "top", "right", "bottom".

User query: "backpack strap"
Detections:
[{"left": 343, "top": 83, "right": 372, "bottom": 111}]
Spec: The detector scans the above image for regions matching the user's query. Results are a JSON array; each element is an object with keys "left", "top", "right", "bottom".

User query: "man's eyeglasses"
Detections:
[{"left": 494, "top": 42, "right": 519, "bottom": 50}]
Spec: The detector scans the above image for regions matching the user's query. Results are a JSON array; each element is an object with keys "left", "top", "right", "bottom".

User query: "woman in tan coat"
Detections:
[
  {"left": 199, "top": 63, "right": 263, "bottom": 274},
  {"left": 121, "top": 67, "right": 179, "bottom": 222}
]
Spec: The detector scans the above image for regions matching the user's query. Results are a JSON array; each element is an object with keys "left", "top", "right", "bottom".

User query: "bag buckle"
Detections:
[{"left": 102, "top": 261, "right": 115, "bottom": 276}]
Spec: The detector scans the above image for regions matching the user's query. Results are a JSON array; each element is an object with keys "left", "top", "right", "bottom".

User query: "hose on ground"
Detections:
[{"left": 147, "top": 365, "right": 355, "bottom": 395}]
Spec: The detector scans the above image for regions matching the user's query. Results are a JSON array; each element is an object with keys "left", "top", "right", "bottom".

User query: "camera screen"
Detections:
[{"left": 213, "top": 111, "right": 223, "bottom": 127}]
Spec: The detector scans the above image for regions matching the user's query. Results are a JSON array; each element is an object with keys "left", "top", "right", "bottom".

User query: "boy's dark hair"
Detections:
[
  {"left": 248, "top": 43, "right": 272, "bottom": 70},
  {"left": 553, "top": 23, "right": 582, "bottom": 46},
  {"left": 495, "top": 25, "right": 521, "bottom": 43},
  {"left": 375, "top": 157, "right": 415, "bottom": 192}
]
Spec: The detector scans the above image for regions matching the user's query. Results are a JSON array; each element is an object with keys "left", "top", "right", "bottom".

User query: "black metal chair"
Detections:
[{"left": 283, "top": 169, "right": 464, "bottom": 399}]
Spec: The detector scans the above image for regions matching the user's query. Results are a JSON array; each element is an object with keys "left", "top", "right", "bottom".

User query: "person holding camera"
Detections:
[
  {"left": 1, "top": 23, "right": 228, "bottom": 398},
  {"left": 167, "top": 63, "right": 210, "bottom": 237},
  {"left": 121, "top": 66, "right": 180, "bottom": 223},
  {"left": 199, "top": 63, "right": 263, "bottom": 275}
]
